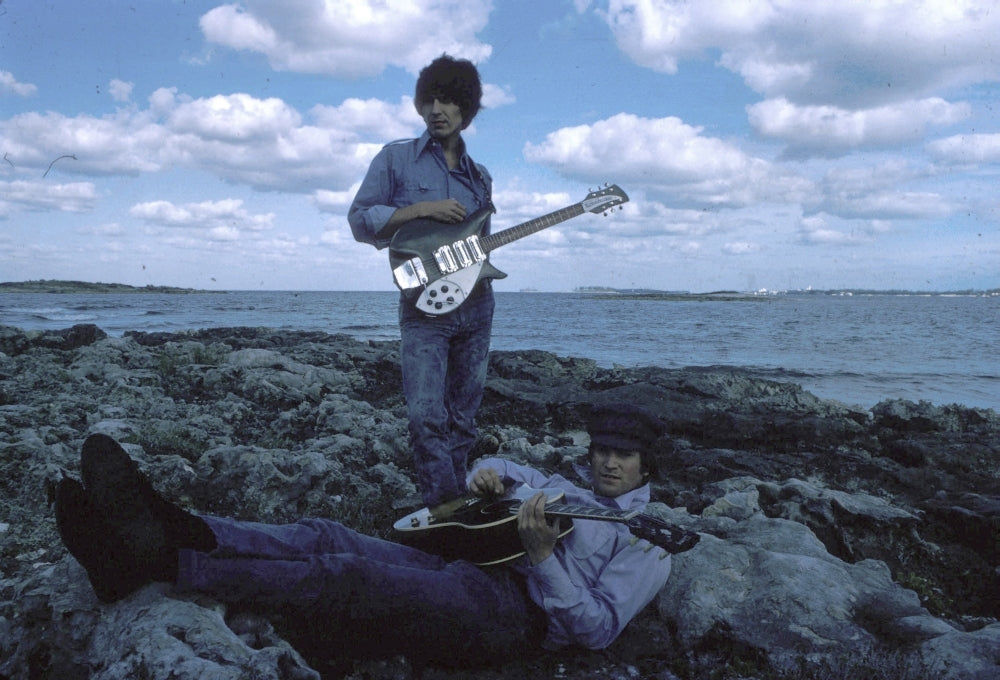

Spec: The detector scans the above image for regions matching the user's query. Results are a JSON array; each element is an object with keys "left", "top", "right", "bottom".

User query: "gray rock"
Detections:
[{"left": 0, "top": 325, "right": 997, "bottom": 680}]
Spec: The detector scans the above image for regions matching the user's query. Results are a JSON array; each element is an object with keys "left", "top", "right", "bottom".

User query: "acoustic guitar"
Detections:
[{"left": 392, "top": 484, "right": 699, "bottom": 566}]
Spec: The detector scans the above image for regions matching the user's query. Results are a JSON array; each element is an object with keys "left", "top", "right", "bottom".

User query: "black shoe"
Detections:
[
  {"left": 55, "top": 478, "right": 152, "bottom": 602},
  {"left": 79, "top": 434, "right": 215, "bottom": 582}
]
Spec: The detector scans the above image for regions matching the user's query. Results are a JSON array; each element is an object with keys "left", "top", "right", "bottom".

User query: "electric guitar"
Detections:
[
  {"left": 388, "top": 184, "right": 629, "bottom": 314},
  {"left": 392, "top": 484, "right": 700, "bottom": 566}
]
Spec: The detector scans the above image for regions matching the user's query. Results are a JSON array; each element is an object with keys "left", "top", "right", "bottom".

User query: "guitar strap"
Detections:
[{"left": 469, "top": 158, "right": 495, "bottom": 215}]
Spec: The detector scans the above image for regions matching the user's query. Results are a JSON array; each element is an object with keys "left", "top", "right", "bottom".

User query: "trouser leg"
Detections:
[
  {"left": 399, "top": 287, "right": 494, "bottom": 507},
  {"left": 444, "top": 291, "right": 493, "bottom": 482},
  {"left": 177, "top": 517, "right": 543, "bottom": 665}
]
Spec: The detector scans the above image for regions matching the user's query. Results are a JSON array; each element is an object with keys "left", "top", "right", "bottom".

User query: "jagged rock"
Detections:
[
  {"left": 656, "top": 514, "right": 932, "bottom": 666},
  {"left": 0, "top": 325, "right": 997, "bottom": 680}
]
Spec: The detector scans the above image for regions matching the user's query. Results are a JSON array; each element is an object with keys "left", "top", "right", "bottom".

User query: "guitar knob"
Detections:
[
  {"left": 428, "top": 289, "right": 438, "bottom": 297},
  {"left": 440, "top": 285, "right": 450, "bottom": 293},
  {"left": 434, "top": 302, "right": 443, "bottom": 309},
  {"left": 446, "top": 296, "right": 455, "bottom": 303}
]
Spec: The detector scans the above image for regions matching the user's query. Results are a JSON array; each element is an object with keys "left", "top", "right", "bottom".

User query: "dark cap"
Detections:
[{"left": 587, "top": 403, "right": 666, "bottom": 452}]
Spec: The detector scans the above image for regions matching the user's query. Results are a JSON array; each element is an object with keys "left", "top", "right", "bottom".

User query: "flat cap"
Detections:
[{"left": 587, "top": 403, "right": 666, "bottom": 452}]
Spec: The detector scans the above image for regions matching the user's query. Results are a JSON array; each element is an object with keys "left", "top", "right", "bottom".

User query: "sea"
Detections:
[{"left": 1, "top": 290, "right": 998, "bottom": 412}]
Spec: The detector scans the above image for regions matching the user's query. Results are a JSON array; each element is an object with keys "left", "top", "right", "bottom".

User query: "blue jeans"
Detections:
[
  {"left": 398, "top": 283, "right": 494, "bottom": 507},
  {"left": 176, "top": 515, "right": 544, "bottom": 666}
]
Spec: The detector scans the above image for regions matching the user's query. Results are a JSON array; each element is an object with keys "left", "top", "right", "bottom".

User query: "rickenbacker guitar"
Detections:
[
  {"left": 389, "top": 184, "right": 629, "bottom": 315},
  {"left": 392, "top": 484, "right": 700, "bottom": 566}
]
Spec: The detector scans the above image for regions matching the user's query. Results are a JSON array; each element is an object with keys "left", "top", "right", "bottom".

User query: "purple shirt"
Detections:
[
  {"left": 348, "top": 131, "right": 492, "bottom": 250},
  {"left": 469, "top": 457, "right": 673, "bottom": 650}
]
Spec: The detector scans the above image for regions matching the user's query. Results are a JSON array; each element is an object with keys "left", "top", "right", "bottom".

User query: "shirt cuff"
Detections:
[
  {"left": 366, "top": 205, "right": 398, "bottom": 249},
  {"left": 529, "top": 553, "right": 579, "bottom": 605}
]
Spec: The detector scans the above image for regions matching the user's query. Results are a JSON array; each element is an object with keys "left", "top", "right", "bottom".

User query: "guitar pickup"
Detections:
[
  {"left": 433, "top": 245, "right": 459, "bottom": 273},
  {"left": 466, "top": 234, "right": 486, "bottom": 262},
  {"left": 452, "top": 240, "right": 474, "bottom": 268},
  {"left": 393, "top": 257, "right": 429, "bottom": 289}
]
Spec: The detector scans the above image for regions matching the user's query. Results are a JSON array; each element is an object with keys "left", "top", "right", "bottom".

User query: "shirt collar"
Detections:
[{"left": 416, "top": 130, "right": 469, "bottom": 165}]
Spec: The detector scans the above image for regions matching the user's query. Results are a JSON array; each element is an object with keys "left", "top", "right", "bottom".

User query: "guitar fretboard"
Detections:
[
  {"left": 508, "top": 502, "right": 639, "bottom": 522},
  {"left": 479, "top": 203, "right": 586, "bottom": 252}
]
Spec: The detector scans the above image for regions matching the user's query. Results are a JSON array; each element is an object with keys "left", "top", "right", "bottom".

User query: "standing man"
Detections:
[{"left": 348, "top": 55, "right": 495, "bottom": 510}]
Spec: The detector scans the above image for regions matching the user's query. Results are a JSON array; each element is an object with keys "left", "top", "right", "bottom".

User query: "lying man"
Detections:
[{"left": 55, "top": 404, "right": 674, "bottom": 668}]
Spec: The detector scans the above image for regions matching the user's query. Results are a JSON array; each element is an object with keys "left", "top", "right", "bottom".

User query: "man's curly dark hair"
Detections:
[{"left": 414, "top": 54, "right": 483, "bottom": 129}]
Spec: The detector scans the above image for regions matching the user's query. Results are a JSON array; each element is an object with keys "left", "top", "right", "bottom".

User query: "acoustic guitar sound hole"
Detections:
[{"left": 477, "top": 500, "right": 519, "bottom": 516}]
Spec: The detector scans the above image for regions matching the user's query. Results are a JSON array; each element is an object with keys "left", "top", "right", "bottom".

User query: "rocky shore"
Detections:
[{"left": 1, "top": 324, "right": 997, "bottom": 680}]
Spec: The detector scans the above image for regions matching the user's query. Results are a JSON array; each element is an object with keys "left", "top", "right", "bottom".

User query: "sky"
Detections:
[{"left": 1, "top": 0, "right": 999, "bottom": 293}]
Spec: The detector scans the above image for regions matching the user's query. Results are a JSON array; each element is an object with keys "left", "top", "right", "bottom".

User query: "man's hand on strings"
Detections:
[
  {"left": 468, "top": 468, "right": 504, "bottom": 497},
  {"left": 518, "top": 492, "right": 561, "bottom": 566}
]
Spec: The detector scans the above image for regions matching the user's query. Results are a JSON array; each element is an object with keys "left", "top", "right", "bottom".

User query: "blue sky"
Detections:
[{"left": 2, "top": 0, "right": 998, "bottom": 292}]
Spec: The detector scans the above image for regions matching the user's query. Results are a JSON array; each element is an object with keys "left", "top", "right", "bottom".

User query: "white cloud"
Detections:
[
  {"left": 523, "top": 113, "right": 808, "bottom": 207},
  {"left": 722, "top": 241, "right": 760, "bottom": 255},
  {"left": 483, "top": 83, "right": 516, "bottom": 109},
  {"left": 815, "top": 190, "right": 954, "bottom": 221},
  {"left": 109, "top": 79, "right": 134, "bottom": 103},
  {"left": 749, "top": 97, "right": 970, "bottom": 158},
  {"left": 810, "top": 162, "right": 955, "bottom": 220},
  {"left": 0, "top": 110, "right": 164, "bottom": 175},
  {"left": 310, "top": 97, "right": 421, "bottom": 140},
  {"left": 208, "top": 225, "right": 241, "bottom": 241},
  {"left": 798, "top": 214, "right": 872, "bottom": 246},
  {"left": 0, "top": 87, "right": 399, "bottom": 194},
  {"left": 599, "top": 0, "right": 1000, "bottom": 108},
  {"left": 313, "top": 184, "right": 361, "bottom": 214},
  {"left": 493, "top": 188, "right": 576, "bottom": 222},
  {"left": 0, "top": 71, "right": 37, "bottom": 97},
  {"left": 168, "top": 92, "right": 302, "bottom": 141},
  {"left": 200, "top": 0, "right": 493, "bottom": 77},
  {"left": 0, "top": 180, "right": 97, "bottom": 214},
  {"left": 927, "top": 133, "right": 1000, "bottom": 164},
  {"left": 129, "top": 198, "right": 275, "bottom": 233}
]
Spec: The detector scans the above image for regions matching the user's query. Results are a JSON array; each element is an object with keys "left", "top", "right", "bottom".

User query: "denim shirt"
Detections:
[
  {"left": 348, "top": 131, "right": 493, "bottom": 250},
  {"left": 468, "top": 458, "right": 673, "bottom": 650}
]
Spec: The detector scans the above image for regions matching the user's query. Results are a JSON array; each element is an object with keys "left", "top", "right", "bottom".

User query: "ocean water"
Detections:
[{"left": 1, "top": 290, "right": 997, "bottom": 412}]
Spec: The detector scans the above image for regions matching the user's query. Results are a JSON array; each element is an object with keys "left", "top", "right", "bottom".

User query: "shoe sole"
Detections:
[
  {"left": 79, "top": 433, "right": 174, "bottom": 577},
  {"left": 55, "top": 477, "right": 147, "bottom": 602}
]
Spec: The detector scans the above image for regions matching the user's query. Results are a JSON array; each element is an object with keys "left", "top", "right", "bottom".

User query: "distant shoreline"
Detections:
[
  {"left": 0, "top": 280, "right": 212, "bottom": 294},
  {"left": 2, "top": 279, "right": 998, "bottom": 297}
]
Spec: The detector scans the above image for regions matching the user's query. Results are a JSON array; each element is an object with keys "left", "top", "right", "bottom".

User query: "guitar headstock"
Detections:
[
  {"left": 581, "top": 184, "right": 629, "bottom": 215},
  {"left": 627, "top": 513, "right": 700, "bottom": 555}
]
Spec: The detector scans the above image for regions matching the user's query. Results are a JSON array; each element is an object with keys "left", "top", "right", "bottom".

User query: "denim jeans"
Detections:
[
  {"left": 176, "top": 515, "right": 544, "bottom": 666},
  {"left": 398, "top": 283, "right": 494, "bottom": 507}
]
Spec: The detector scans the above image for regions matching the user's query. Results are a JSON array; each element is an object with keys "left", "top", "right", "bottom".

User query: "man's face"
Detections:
[
  {"left": 590, "top": 445, "right": 646, "bottom": 498},
  {"left": 419, "top": 95, "right": 464, "bottom": 141}
]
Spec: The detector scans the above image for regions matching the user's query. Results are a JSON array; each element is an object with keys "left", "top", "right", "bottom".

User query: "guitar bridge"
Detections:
[{"left": 393, "top": 257, "right": 429, "bottom": 290}]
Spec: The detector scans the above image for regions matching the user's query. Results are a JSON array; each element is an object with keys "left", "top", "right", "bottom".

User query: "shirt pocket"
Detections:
[
  {"left": 564, "top": 520, "right": 617, "bottom": 561},
  {"left": 394, "top": 179, "right": 435, "bottom": 207}
]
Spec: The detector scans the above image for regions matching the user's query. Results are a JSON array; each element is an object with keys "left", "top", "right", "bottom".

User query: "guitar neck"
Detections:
[
  {"left": 528, "top": 502, "right": 640, "bottom": 523},
  {"left": 479, "top": 203, "right": 586, "bottom": 253}
]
